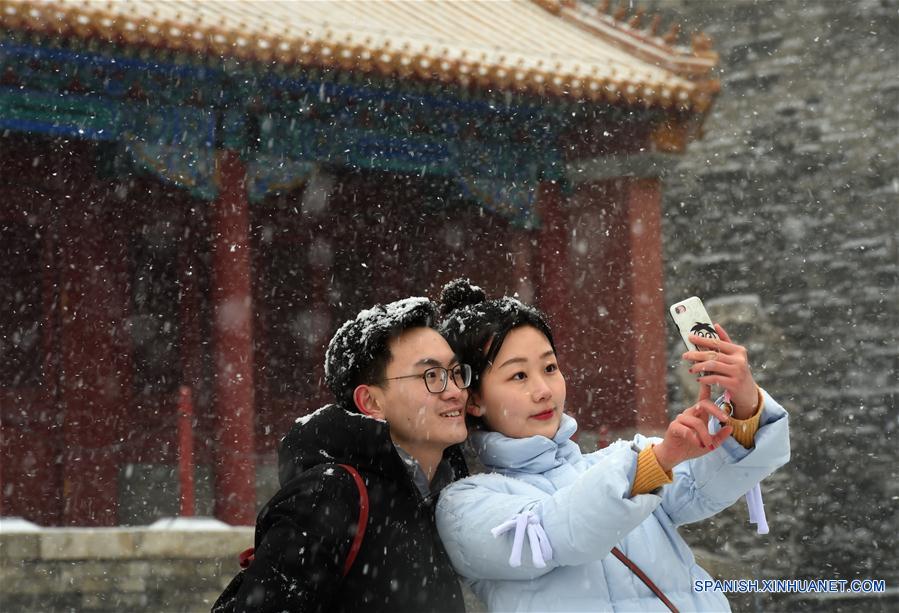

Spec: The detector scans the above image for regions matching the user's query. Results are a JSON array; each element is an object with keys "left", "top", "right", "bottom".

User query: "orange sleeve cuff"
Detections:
[
  {"left": 729, "top": 387, "right": 764, "bottom": 448},
  {"left": 631, "top": 445, "right": 673, "bottom": 496}
]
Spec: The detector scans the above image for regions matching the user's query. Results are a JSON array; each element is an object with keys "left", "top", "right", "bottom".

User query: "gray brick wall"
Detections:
[
  {"left": 0, "top": 526, "right": 252, "bottom": 612},
  {"left": 639, "top": 0, "right": 898, "bottom": 609}
]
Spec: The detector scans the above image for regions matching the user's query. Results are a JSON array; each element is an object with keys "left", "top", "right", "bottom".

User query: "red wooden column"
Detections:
[
  {"left": 210, "top": 149, "right": 256, "bottom": 525},
  {"left": 179, "top": 210, "right": 204, "bottom": 406},
  {"left": 621, "top": 177, "right": 668, "bottom": 433}
]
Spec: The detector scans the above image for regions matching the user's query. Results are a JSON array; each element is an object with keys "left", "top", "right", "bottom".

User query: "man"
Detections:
[{"left": 231, "top": 297, "right": 470, "bottom": 612}]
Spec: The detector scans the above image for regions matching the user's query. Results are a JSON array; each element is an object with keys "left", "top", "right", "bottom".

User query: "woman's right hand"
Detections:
[{"left": 652, "top": 384, "right": 733, "bottom": 472}]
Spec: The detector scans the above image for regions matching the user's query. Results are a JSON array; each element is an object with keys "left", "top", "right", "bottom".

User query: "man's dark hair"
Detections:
[
  {"left": 324, "top": 297, "right": 438, "bottom": 409},
  {"left": 437, "top": 278, "right": 555, "bottom": 397}
]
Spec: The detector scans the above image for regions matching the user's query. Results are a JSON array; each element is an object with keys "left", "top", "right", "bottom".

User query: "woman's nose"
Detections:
[{"left": 531, "top": 379, "right": 552, "bottom": 403}]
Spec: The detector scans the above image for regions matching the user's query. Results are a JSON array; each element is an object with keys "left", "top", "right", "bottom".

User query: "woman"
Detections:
[{"left": 435, "top": 279, "right": 790, "bottom": 612}]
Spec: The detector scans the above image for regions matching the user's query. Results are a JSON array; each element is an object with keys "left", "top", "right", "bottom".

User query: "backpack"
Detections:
[{"left": 211, "top": 464, "right": 369, "bottom": 613}]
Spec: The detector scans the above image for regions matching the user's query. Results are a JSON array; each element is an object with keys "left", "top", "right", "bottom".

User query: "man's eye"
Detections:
[{"left": 425, "top": 370, "right": 440, "bottom": 380}]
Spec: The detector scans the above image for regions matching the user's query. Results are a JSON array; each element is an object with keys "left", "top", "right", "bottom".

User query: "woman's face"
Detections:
[{"left": 471, "top": 325, "right": 566, "bottom": 439}]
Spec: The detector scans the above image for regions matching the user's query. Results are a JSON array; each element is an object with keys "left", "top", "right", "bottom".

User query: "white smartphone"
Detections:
[{"left": 669, "top": 296, "right": 719, "bottom": 352}]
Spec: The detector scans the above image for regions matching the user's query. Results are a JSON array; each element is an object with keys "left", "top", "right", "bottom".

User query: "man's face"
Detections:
[{"left": 371, "top": 327, "right": 468, "bottom": 453}]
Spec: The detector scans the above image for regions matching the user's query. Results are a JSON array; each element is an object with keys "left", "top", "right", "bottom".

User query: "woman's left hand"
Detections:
[{"left": 683, "top": 323, "right": 759, "bottom": 419}]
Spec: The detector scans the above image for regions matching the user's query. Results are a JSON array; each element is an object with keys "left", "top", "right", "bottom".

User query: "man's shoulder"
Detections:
[
  {"left": 283, "top": 462, "right": 365, "bottom": 492},
  {"left": 279, "top": 403, "right": 345, "bottom": 450},
  {"left": 278, "top": 403, "right": 397, "bottom": 484},
  {"left": 266, "top": 463, "right": 366, "bottom": 516},
  {"left": 281, "top": 462, "right": 416, "bottom": 506}
]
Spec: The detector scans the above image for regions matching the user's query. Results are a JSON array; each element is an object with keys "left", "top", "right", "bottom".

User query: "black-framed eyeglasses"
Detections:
[{"left": 382, "top": 364, "right": 473, "bottom": 394}]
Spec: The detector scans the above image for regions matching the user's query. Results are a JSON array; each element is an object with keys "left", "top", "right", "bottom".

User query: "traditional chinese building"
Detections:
[{"left": 0, "top": 0, "right": 718, "bottom": 526}]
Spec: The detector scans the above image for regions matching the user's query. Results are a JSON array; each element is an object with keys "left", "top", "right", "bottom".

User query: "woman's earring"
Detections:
[{"left": 467, "top": 404, "right": 485, "bottom": 417}]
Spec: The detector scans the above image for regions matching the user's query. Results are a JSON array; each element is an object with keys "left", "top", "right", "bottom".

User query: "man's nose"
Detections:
[{"left": 441, "top": 375, "right": 464, "bottom": 399}]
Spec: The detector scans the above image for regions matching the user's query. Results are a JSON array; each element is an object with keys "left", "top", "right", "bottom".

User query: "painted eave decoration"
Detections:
[{"left": 0, "top": 0, "right": 719, "bottom": 113}]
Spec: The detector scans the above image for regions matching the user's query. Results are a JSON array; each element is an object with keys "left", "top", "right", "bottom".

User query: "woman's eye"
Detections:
[
  {"left": 545, "top": 363, "right": 558, "bottom": 373},
  {"left": 511, "top": 372, "right": 526, "bottom": 381}
]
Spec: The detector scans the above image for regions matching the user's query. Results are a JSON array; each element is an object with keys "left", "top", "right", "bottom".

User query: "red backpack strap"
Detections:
[
  {"left": 337, "top": 464, "right": 369, "bottom": 578},
  {"left": 235, "top": 465, "right": 369, "bottom": 577},
  {"left": 610, "top": 547, "right": 679, "bottom": 613},
  {"left": 238, "top": 546, "right": 255, "bottom": 569}
]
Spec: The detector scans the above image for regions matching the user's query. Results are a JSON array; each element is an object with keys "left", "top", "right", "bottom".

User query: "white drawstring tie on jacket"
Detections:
[
  {"left": 719, "top": 391, "right": 769, "bottom": 535},
  {"left": 491, "top": 510, "right": 554, "bottom": 568},
  {"left": 746, "top": 483, "right": 769, "bottom": 534}
]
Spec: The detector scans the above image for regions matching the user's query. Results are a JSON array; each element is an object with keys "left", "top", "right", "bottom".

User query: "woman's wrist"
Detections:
[
  {"left": 731, "top": 386, "right": 762, "bottom": 419},
  {"left": 728, "top": 388, "right": 764, "bottom": 448},
  {"left": 651, "top": 442, "right": 676, "bottom": 473}
]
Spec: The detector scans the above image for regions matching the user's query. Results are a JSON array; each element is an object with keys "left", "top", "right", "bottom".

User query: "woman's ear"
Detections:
[
  {"left": 353, "top": 384, "right": 384, "bottom": 418},
  {"left": 466, "top": 394, "right": 486, "bottom": 417}
]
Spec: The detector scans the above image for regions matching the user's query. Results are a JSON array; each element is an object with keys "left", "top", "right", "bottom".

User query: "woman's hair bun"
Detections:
[{"left": 439, "top": 278, "right": 487, "bottom": 316}]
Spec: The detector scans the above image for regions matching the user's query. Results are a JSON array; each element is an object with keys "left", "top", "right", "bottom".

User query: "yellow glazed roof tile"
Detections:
[{"left": 0, "top": 0, "right": 719, "bottom": 112}]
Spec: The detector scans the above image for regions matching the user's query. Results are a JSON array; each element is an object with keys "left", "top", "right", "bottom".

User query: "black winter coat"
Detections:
[{"left": 233, "top": 404, "right": 469, "bottom": 613}]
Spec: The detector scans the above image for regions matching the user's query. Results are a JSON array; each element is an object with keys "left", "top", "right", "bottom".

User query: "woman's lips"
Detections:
[{"left": 531, "top": 409, "right": 555, "bottom": 421}]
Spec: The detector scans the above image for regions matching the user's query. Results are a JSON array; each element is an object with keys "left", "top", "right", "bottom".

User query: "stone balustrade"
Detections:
[{"left": 1, "top": 518, "right": 252, "bottom": 612}]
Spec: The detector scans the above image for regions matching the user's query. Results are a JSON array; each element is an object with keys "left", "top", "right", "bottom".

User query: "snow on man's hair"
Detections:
[{"left": 324, "top": 296, "right": 438, "bottom": 408}]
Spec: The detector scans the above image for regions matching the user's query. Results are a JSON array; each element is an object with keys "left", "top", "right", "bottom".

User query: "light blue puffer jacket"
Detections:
[{"left": 437, "top": 389, "right": 790, "bottom": 612}]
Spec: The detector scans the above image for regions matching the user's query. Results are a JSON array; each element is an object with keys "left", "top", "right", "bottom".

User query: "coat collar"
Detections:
[
  {"left": 469, "top": 413, "right": 581, "bottom": 474},
  {"left": 278, "top": 403, "right": 468, "bottom": 492}
]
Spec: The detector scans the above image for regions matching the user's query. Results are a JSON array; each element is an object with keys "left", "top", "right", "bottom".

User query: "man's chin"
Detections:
[
  {"left": 441, "top": 423, "right": 469, "bottom": 447},
  {"left": 449, "top": 432, "right": 468, "bottom": 446}
]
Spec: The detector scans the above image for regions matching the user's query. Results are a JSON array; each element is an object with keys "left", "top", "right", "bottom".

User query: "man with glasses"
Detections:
[{"left": 227, "top": 297, "right": 471, "bottom": 613}]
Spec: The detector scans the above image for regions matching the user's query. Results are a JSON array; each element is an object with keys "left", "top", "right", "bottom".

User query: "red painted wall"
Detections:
[
  {"left": 1, "top": 140, "right": 667, "bottom": 525},
  {"left": 57, "top": 187, "right": 133, "bottom": 526}
]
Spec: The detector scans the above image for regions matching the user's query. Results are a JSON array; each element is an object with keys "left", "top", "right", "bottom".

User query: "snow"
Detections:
[
  {"left": 0, "top": 516, "right": 243, "bottom": 532},
  {"left": 294, "top": 404, "right": 330, "bottom": 425},
  {"left": 440, "top": 294, "right": 531, "bottom": 337},
  {"left": 147, "top": 517, "right": 234, "bottom": 531},
  {"left": 292, "top": 404, "right": 377, "bottom": 432},
  {"left": 0, "top": 517, "right": 42, "bottom": 533},
  {"left": 323, "top": 296, "right": 436, "bottom": 400},
  {"left": 324, "top": 296, "right": 432, "bottom": 379}
]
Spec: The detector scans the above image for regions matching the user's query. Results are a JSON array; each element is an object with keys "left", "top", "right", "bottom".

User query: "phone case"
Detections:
[{"left": 669, "top": 296, "right": 718, "bottom": 352}]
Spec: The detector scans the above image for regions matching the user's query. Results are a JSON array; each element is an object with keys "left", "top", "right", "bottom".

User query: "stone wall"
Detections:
[
  {"left": 0, "top": 522, "right": 252, "bottom": 612},
  {"left": 640, "top": 0, "right": 898, "bottom": 610}
]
